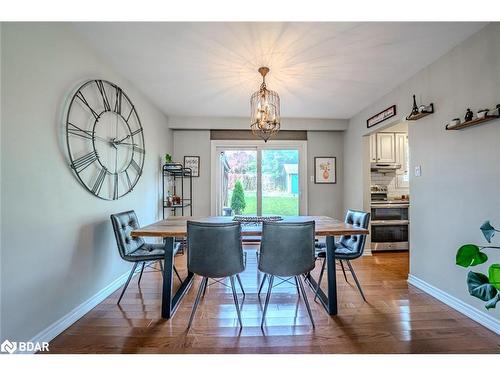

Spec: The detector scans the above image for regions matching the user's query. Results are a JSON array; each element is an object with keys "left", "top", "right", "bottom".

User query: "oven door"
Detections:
[
  {"left": 371, "top": 221, "right": 409, "bottom": 251},
  {"left": 371, "top": 205, "right": 409, "bottom": 221}
]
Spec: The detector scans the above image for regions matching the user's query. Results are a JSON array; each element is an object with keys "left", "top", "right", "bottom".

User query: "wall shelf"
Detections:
[
  {"left": 445, "top": 105, "right": 500, "bottom": 131},
  {"left": 406, "top": 103, "right": 434, "bottom": 121}
]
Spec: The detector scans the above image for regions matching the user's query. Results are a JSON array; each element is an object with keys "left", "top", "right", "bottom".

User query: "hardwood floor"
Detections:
[{"left": 47, "top": 249, "right": 500, "bottom": 354}]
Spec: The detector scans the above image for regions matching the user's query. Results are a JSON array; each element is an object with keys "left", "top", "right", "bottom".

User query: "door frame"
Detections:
[{"left": 210, "top": 140, "right": 308, "bottom": 216}]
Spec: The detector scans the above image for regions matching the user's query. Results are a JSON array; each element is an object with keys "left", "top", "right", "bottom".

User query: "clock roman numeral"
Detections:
[
  {"left": 114, "top": 87, "right": 123, "bottom": 114},
  {"left": 75, "top": 91, "right": 99, "bottom": 120},
  {"left": 91, "top": 168, "right": 107, "bottom": 195},
  {"left": 130, "top": 159, "right": 141, "bottom": 175},
  {"left": 71, "top": 151, "right": 98, "bottom": 173},
  {"left": 126, "top": 106, "right": 136, "bottom": 122},
  {"left": 133, "top": 145, "right": 145, "bottom": 154},
  {"left": 113, "top": 173, "right": 119, "bottom": 200},
  {"left": 67, "top": 122, "right": 94, "bottom": 140},
  {"left": 95, "top": 80, "right": 111, "bottom": 111},
  {"left": 124, "top": 170, "right": 133, "bottom": 189}
]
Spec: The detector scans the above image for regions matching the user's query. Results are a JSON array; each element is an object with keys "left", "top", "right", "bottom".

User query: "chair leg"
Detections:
[
  {"left": 173, "top": 266, "right": 183, "bottom": 283},
  {"left": 295, "top": 277, "right": 300, "bottom": 295},
  {"left": 236, "top": 274, "right": 245, "bottom": 296},
  {"left": 230, "top": 276, "right": 243, "bottom": 328},
  {"left": 187, "top": 277, "right": 207, "bottom": 330},
  {"left": 202, "top": 278, "right": 208, "bottom": 297},
  {"left": 261, "top": 275, "right": 274, "bottom": 328},
  {"left": 137, "top": 262, "right": 146, "bottom": 285},
  {"left": 297, "top": 275, "right": 315, "bottom": 328},
  {"left": 258, "top": 273, "right": 268, "bottom": 295},
  {"left": 339, "top": 259, "right": 348, "bottom": 282},
  {"left": 314, "top": 258, "right": 327, "bottom": 302},
  {"left": 346, "top": 260, "right": 367, "bottom": 302},
  {"left": 118, "top": 262, "right": 138, "bottom": 305}
]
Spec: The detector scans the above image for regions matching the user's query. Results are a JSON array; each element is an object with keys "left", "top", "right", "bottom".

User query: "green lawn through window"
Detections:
[{"left": 230, "top": 193, "right": 299, "bottom": 216}]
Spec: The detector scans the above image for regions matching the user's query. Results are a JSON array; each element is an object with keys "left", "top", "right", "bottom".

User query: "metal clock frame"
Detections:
[{"left": 65, "top": 79, "right": 145, "bottom": 200}]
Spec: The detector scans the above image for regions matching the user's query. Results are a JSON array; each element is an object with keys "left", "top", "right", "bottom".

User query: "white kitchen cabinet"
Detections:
[
  {"left": 395, "top": 133, "right": 409, "bottom": 188},
  {"left": 369, "top": 134, "right": 377, "bottom": 162},
  {"left": 376, "top": 133, "right": 395, "bottom": 163}
]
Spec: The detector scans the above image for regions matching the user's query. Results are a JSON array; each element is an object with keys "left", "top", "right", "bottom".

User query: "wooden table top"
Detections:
[{"left": 131, "top": 216, "right": 369, "bottom": 238}]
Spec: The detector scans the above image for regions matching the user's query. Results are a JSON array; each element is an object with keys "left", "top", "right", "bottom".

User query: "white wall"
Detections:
[
  {"left": 172, "top": 130, "right": 212, "bottom": 216},
  {"left": 172, "top": 129, "right": 344, "bottom": 218},
  {"left": 0, "top": 23, "right": 172, "bottom": 342},
  {"left": 307, "top": 131, "right": 344, "bottom": 219},
  {"left": 344, "top": 23, "right": 500, "bottom": 321},
  {"left": 169, "top": 116, "right": 348, "bottom": 131}
]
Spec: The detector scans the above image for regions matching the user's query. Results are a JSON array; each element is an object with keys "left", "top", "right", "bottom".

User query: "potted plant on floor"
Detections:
[{"left": 455, "top": 221, "right": 500, "bottom": 309}]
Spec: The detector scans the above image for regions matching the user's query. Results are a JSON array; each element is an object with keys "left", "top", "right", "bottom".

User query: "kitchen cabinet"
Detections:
[
  {"left": 369, "top": 134, "right": 377, "bottom": 162},
  {"left": 395, "top": 133, "right": 409, "bottom": 188},
  {"left": 376, "top": 133, "right": 395, "bottom": 163}
]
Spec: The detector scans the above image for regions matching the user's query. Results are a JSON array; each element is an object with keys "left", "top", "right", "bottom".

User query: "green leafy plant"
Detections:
[
  {"left": 456, "top": 220, "right": 500, "bottom": 309},
  {"left": 165, "top": 153, "right": 172, "bottom": 163},
  {"left": 231, "top": 180, "right": 246, "bottom": 215}
]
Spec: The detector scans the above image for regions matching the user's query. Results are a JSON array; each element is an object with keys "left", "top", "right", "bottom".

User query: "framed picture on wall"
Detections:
[
  {"left": 314, "top": 157, "right": 336, "bottom": 184},
  {"left": 184, "top": 156, "right": 200, "bottom": 177},
  {"left": 367, "top": 105, "right": 397, "bottom": 128}
]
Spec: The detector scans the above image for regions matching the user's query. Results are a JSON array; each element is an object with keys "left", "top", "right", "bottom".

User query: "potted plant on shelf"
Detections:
[
  {"left": 455, "top": 220, "right": 500, "bottom": 309},
  {"left": 164, "top": 153, "right": 181, "bottom": 170}
]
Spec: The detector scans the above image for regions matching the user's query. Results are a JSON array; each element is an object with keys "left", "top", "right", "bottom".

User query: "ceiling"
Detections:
[{"left": 72, "top": 22, "right": 486, "bottom": 119}]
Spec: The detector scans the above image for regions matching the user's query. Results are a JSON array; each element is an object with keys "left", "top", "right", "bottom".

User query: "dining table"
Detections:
[{"left": 131, "top": 215, "right": 369, "bottom": 319}]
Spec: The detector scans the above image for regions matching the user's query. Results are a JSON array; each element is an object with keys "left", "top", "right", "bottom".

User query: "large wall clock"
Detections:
[{"left": 65, "top": 80, "right": 145, "bottom": 200}]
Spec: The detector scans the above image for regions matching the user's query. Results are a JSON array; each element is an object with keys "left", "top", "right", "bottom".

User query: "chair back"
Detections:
[
  {"left": 110, "top": 211, "right": 145, "bottom": 259},
  {"left": 338, "top": 210, "right": 370, "bottom": 256},
  {"left": 187, "top": 221, "right": 244, "bottom": 278},
  {"left": 258, "top": 221, "right": 315, "bottom": 277}
]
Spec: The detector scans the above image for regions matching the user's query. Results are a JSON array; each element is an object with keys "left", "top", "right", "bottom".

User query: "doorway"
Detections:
[
  {"left": 364, "top": 121, "right": 410, "bottom": 255},
  {"left": 211, "top": 140, "right": 307, "bottom": 216}
]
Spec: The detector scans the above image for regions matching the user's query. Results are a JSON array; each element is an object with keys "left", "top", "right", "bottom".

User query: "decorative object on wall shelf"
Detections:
[
  {"left": 367, "top": 105, "right": 397, "bottom": 128},
  {"left": 184, "top": 155, "right": 200, "bottom": 177},
  {"left": 455, "top": 220, "right": 500, "bottom": 310},
  {"left": 445, "top": 104, "right": 500, "bottom": 130},
  {"left": 464, "top": 108, "right": 474, "bottom": 122},
  {"left": 314, "top": 157, "right": 336, "bottom": 184},
  {"left": 405, "top": 94, "right": 434, "bottom": 121}
]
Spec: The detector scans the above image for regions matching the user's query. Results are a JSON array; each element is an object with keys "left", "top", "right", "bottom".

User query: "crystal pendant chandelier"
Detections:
[{"left": 250, "top": 67, "right": 280, "bottom": 142}]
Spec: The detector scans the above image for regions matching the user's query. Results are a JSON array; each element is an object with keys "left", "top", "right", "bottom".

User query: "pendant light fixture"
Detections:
[{"left": 250, "top": 67, "right": 280, "bottom": 142}]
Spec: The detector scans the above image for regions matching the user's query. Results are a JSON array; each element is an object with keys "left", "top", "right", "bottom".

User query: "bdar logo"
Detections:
[{"left": 1, "top": 340, "right": 17, "bottom": 354}]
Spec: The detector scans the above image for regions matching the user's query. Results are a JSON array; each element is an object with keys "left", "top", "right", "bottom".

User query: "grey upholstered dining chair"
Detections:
[
  {"left": 186, "top": 221, "right": 246, "bottom": 329},
  {"left": 110, "top": 210, "right": 182, "bottom": 305},
  {"left": 314, "top": 209, "right": 370, "bottom": 302},
  {"left": 258, "top": 221, "right": 316, "bottom": 328}
]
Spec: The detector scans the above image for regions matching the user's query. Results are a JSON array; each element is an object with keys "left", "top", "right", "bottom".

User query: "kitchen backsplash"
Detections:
[{"left": 371, "top": 171, "right": 409, "bottom": 198}]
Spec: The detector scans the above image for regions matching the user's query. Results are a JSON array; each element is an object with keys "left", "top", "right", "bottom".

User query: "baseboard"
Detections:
[
  {"left": 28, "top": 268, "right": 135, "bottom": 352},
  {"left": 407, "top": 274, "right": 500, "bottom": 335}
]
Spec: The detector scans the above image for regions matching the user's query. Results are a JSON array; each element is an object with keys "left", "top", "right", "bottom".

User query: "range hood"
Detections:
[{"left": 371, "top": 162, "right": 401, "bottom": 172}]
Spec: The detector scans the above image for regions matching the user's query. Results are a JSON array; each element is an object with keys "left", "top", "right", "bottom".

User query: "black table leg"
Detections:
[
  {"left": 304, "top": 235, "right": 337, "bottom": 315},
  {"left": 325, "top": 235, "right": 337, "bottom": 315},
  {"left": 161, "top": 237, "right": 194, "bottom": 319}
]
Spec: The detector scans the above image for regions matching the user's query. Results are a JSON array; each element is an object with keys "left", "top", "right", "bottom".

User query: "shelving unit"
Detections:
[
  {"left": 162, "top": 163, "right": 193, "bottom": 219},
  {"left": 445, "top": 105, "right": 500, "bottom": 130}
]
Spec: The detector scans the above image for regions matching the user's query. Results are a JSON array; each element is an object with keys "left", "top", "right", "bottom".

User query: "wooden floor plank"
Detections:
[{"left": 46, "top": 250, "right": 500, "bottom": 354}]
